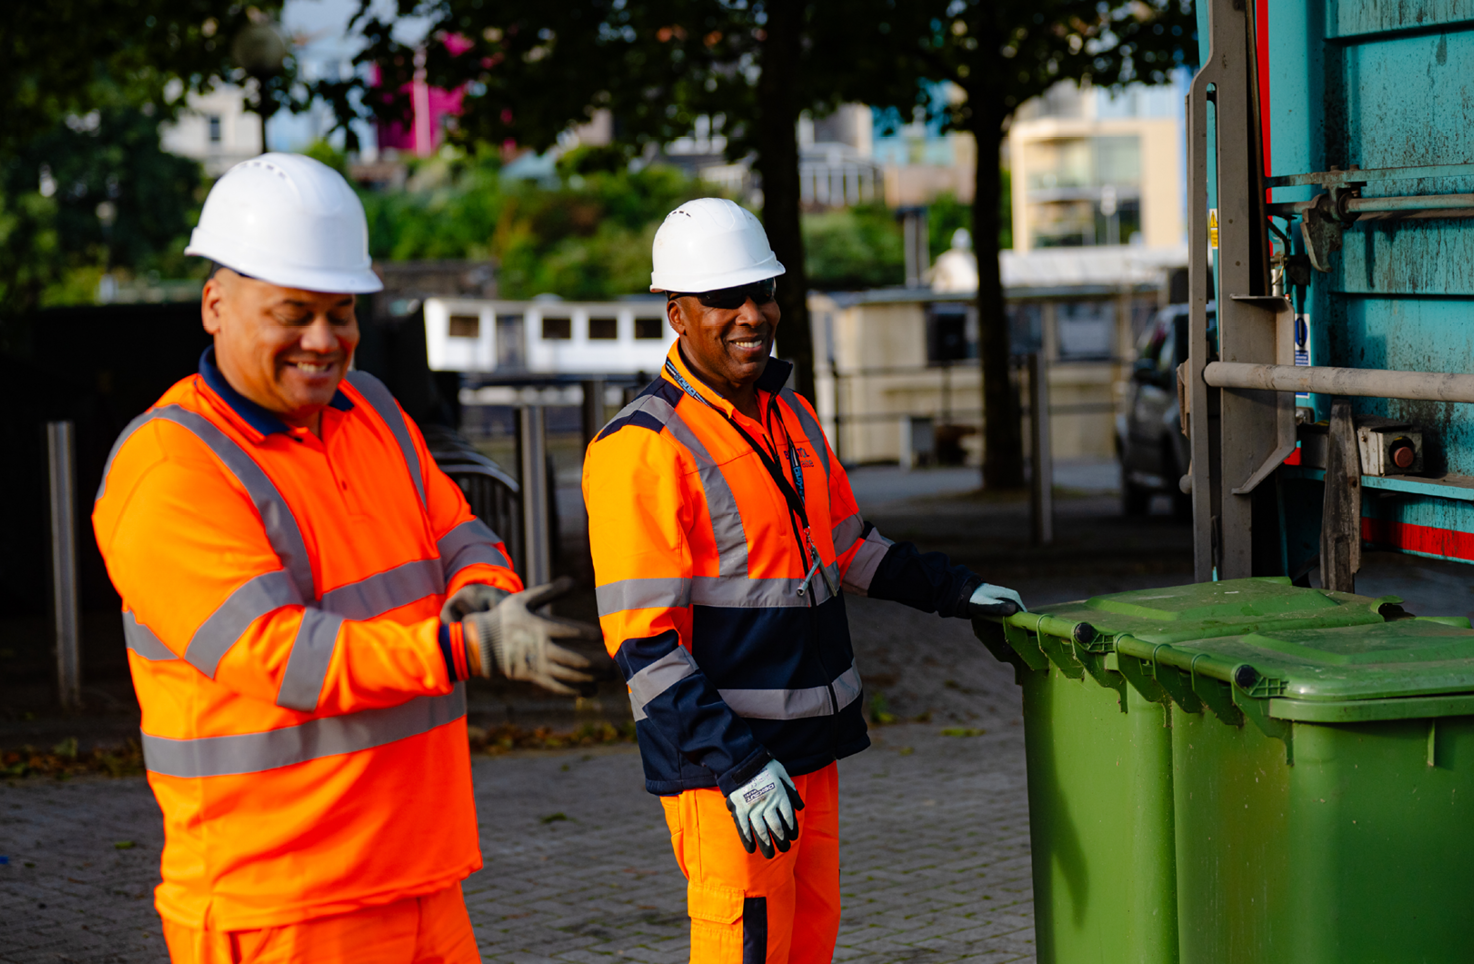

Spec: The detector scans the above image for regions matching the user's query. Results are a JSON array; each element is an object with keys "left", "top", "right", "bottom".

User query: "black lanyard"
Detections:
[
  {"left": 665, "top": 359, "right": 814, "bottom": 556},
  {"left": 723, "top": 408, "right": 809, "bottom": 530}
]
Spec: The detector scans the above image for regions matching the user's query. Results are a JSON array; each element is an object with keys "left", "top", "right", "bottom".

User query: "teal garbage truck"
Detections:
[{"left": 987, "top": 3, "right": 1474, "bottom": 960}]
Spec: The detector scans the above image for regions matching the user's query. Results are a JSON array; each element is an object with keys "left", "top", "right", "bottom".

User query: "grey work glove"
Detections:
[
  {"left": 725, "top": 760, "right": 804, "bottom": 859},
  {"left": 440, "top": 583, "right": 509, "bottom": 624},
  {"left": 967, "top": 583, "right": 1026, "bottom": 618},
  {"left": 462, "top": 576, "right": 599, "bottom": 695}
]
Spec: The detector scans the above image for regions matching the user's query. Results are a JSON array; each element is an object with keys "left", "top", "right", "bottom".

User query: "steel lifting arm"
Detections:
[{"left": 1204, "top": 363, "right": 1474, "bottom": 404}]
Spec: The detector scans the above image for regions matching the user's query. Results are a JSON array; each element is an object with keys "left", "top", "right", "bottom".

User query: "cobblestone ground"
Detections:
[
  {"left": 1, "top": 594, "right": 1049, "bottom": 964},
  {"left": 0, "top": 731, "right": 1032, "bottom": 964}
]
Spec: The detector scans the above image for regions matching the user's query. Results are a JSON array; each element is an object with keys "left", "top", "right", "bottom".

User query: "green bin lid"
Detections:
[
  {"left": 1011, "top": 576, "right": 1395, "bottom": 646},
  {"left": 1122, "top": 617, "right": 1474, "bottom": 704}
]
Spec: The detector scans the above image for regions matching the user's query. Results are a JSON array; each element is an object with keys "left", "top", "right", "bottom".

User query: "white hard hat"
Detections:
[
  {"left": 649, "top": 197, "right": 785, "bottom": 293},
  {"left": 185, "top": 152, "right": 383, "bottom": 293}
]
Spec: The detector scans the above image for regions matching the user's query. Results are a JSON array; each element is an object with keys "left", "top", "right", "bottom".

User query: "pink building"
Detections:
[{"left": 375, "top": 36, "right": 470, "bottom": 156}]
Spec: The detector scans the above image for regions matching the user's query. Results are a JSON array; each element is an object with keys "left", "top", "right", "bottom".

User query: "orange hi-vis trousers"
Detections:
[
  {"left": 161, "top": 882, "right": 481, "bottom": 964},
  {"left": 662, "top": 763, "right": 840, "bottom": 964}
]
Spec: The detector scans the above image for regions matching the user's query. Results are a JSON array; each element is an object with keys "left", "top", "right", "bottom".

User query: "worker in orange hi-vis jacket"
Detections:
[
  {"left": 92, "top": 153, "right": 600, "bottom": 964},
  {"left": 582, "top": 198, "right": 1026, "bottom": 964}
]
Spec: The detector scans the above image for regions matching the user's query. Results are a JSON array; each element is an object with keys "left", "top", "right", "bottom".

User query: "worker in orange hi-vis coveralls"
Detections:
[
  {"left": 582, "top": 198, "right": 1027, "bottom": 964},
  {"left": 92, "top": 153, "right": 599, "bottom": 964}
]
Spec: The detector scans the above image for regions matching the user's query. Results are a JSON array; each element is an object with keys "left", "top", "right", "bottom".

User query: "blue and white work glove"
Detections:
[
  {"left": 726, "top": 760, "right": 804, "bottom": 859},
  {"left": 967, "top": 583, "right": 1026, "bottom": 618}
]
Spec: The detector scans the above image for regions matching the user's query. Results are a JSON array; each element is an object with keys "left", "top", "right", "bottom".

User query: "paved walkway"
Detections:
[
  {"left": 1, "top": 594, "right": 1039, "bottom": 964},
  {"left": 0, "top": 727, "right": 1032, "bottom": 964}
]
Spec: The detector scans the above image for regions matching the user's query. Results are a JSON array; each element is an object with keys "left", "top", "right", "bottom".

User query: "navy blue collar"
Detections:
[{"left": 199, "top": 347, "right": 353, "bottom": 437}]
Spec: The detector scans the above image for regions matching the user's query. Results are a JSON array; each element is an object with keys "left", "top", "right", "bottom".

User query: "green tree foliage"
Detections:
[
  {"left": 360, "top": 151, "right": 713, "bottom": 299},
  {"left": 927, "top": 179, "right": 1010, "bottom": 256},
  {"left": 896, "top": 1, "right": 1197, "bottom": 489},
  {"left": 0, "top": 106, "right": 203, "bottom": 347},
  {"left": 0, "top": 2, "right": 289, "bottom": 157},
  {"left": 0, "top": 1, "right": 290, "bottom": 347},
  {"left": 320, "top": 0, "right": 943, "bottom": 399},
  {"left": 803, "top": 191, "right": 1008, "bottom": 292},
  {"left": 803, "top": 204, "right": 906, "bottom": 291}
]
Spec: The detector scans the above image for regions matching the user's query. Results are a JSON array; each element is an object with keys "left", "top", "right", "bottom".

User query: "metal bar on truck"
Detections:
[
  {"left": 1203, "top": 362, "right": 1474, "bottom": 404},
  {"left": 1266, "top": 163, "right": 1474, "bottom": 188},
  {"left": 47, "top": 421, "right": 81, "bottom": 710},
  {"left": 1269, "top": 194, "right": 1474, "bottom": 221}
]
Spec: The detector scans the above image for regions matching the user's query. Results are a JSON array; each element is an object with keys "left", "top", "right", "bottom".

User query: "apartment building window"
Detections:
[
  {"left": 207, "top": 115, "right": 223, "bottom": 144},
  {"left": 1022, "top": 135, "right": 1141, "bottom": 248}
]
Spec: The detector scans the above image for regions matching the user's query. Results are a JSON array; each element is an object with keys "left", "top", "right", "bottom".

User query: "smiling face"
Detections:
[
  {"left": 202, "top": 268, "right": 358, "bottom": 432},
  {"left": 666, "top": 289, "right": 781, "bottom": 405}
]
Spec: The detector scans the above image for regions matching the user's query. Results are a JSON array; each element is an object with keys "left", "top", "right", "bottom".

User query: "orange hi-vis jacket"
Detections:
[
  {"left": 583, "top": 344, "right": 982, "bottom": 798},
  {"left": 93, "top": 348, "right": 519, "bottom": 930}
]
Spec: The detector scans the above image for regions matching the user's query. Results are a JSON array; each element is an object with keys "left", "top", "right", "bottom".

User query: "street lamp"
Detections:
[{"left": 232, "top": 21, "right": 289, "bottom": 153}]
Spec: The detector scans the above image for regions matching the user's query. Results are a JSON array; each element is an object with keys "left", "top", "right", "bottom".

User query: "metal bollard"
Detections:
[
  {"left": 1027, "top": 355, "right": 1054, "bottom": 546},
  {"left": 580, "top": 378, "right": 606, "bottom": 452},
  {"left": 518, "top": 405, "right": 552, "bottom": 588},
  {"left": 47, "top": 421, "right": 82, "bottom": 709}
]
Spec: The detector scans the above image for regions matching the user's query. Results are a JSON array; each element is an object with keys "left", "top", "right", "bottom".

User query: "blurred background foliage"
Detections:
[
  {"left": 0, "top": 104, "right": 205, "bottom": 343},
  {"left": 307, "top": 141, "right": 1006, "bottom": 299}
]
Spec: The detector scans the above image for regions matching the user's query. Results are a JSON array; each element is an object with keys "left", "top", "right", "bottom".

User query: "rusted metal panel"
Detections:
[
  {"left": 1327, "top": 0, "right": 1474, "bottom": 41},
  {"left": 1189, "top": 0, "right": 1474, "bottom": 577}
]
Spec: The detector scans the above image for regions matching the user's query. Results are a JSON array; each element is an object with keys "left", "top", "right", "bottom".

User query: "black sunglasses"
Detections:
[{"left": 674, "top": 278, "right": 777, "bottom": 310}]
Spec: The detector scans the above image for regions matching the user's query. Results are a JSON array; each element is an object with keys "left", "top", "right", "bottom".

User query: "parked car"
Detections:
[{"left": 1115, "top": 303, "right": 1214, "bottom": 517}]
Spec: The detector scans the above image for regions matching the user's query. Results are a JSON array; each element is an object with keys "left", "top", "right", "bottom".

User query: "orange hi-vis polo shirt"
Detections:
[
  {"left": 583, "top": 343, "right": 984, "bottom": 800},
  {"left": 92, "top": 348, "right": 519, "bottom": 930}
]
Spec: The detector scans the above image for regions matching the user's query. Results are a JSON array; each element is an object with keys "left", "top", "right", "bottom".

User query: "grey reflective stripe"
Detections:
[
  {"left": 612, "top": 390, "right": 677, "bottom": 428},
  {"left": 437, "top": 518, "right": 512, "bottom": 579},
  {"left": 842, "top": 529, "right": 894, "bottom": 596},
  {"left": 320, "top": 558, "right": 444, "bottom": 621},
  {"left": 627, "top": 647, "right": 699, "bottom": 722},
  {"left": 719, "top": 661, "right": 863, "bottom": 721},
  {"left": 831, "top": 661, "right": 863, "bottom": 712},
  {"left": 664, "top": 410, "right": 749, "bottom": 577},
  {"left": 96, "top": 409, "right": 163, "bottom": 503},
  {"left": 597, "top": 578, "right": 693, "bottom": 616},
  {"left": 141, "top": 685, "right": 467, "bottom": 778},
  {"left": 185, "top": 569, "right": 304, "bottom": 678},
  {"left": 345, "top": 371, "right": 424, "bottom": 506},
  {"left": 275, "top": 609, "right": 346, "bottom": 711},
  {"left": 444, "top": 543, "right": 511, "bottom": 576},
  {"left": 124, "top": 612, "right": 178, "bottom": 661},
  {"left": 152, "top": 407, "right": 316, "bottom": 600},
  {"left": 780, "top": 387, "right": 830, "bottom": 478},
  {"left": 831, "top": 513, "right": 864, "bottom": 556},
  {"left": 691, "top": 564, "right": 842, "bottom": 609}
]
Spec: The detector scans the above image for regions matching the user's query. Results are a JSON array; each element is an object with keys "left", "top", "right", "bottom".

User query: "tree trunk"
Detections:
[
  {"left": 753, "top": 2, "right": 815, "bottom": 400},
  {"left": 971, "top": 113, "right": 1025, "bottom": 489}
]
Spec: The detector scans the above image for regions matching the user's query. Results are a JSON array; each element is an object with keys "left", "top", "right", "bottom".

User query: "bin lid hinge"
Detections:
[{"left": 1233, "top": 687, "right": 1294, "bottom": 765}]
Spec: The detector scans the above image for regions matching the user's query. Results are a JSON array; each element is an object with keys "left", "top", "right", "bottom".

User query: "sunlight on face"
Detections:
[{"left": 202, "top": 269, "right": 359, "bottom": 428}]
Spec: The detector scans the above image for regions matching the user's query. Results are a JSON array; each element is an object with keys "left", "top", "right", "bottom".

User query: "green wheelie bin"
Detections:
[
  {"left": 973, "top": 577, "right": 1401, "bottom": 964},
  {"left": 1116, "top": 616, "right": 1474, "bottom": 964}
]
